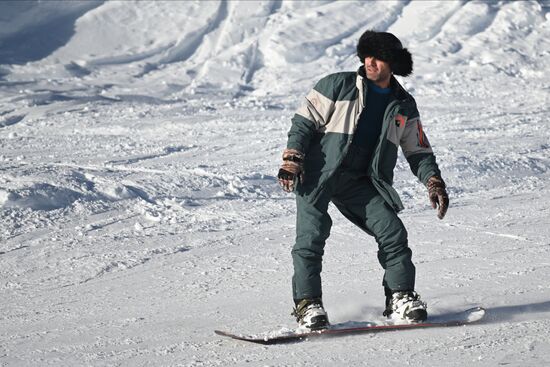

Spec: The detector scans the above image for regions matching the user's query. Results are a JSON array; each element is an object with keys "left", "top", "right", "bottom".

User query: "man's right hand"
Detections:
[{"left": 278, "top": 148, "right": 305, "bottom": 192}]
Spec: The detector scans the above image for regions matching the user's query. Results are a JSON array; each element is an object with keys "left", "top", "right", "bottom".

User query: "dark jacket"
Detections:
[{"left": 286, "top": 66, "right": 441, "bottom": 211}]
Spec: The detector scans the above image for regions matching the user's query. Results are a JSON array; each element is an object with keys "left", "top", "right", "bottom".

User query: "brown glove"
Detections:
[
  {"left": 278, "top": 148, "right": 305, "bottom": 192},
  {"left": 427, "top": 176, "right": 449, "bottom": 220}
]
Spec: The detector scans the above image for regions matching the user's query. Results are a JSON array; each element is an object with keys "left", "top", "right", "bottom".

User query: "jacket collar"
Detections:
[{"left": 356, "top": 66, "right": 411, "bottom": 102}]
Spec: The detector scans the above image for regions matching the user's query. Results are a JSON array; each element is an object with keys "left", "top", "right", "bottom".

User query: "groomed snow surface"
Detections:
[{"left": 1, "top": 1, "right": 550, "bottom": 366}]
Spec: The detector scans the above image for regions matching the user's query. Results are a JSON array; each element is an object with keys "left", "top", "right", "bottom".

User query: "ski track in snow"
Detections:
[{"left": 1, "top": 1, "right": 550, "bottom": 366}]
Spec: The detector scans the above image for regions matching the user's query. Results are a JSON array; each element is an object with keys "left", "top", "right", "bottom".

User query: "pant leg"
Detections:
[
  {"left": 291, "top": 192, "right": 332, "bottom": 300},
  {"left": 332, "top": 176, "right": 415, "bottom": 292},
  {"left": 367, "top": 194, "right": 415, "bottom": 292}
]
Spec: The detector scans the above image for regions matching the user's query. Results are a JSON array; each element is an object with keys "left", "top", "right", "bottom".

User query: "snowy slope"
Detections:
[{"left": 1, "top": 1, "right": 550, "bottom": 366}]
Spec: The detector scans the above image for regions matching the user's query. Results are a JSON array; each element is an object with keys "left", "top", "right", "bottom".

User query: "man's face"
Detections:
[{"left": 364, "top": 56, "right": 392, "bottom": 85}]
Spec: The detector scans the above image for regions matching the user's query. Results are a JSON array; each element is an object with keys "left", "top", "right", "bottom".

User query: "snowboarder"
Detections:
[{"left": 278, "top": 30, "right": 449, "bottom": 330}]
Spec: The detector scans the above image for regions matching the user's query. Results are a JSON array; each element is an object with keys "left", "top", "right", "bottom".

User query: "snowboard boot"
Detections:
[
  {"left": 383, "top": 290, "right": 427, "bottom": 322},
  {"left": 292, "top": 298, "right": 330, "bottom": 331}
]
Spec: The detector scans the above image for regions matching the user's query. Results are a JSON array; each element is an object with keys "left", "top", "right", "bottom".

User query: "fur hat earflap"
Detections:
[{"left": 356, "top": 30, "right": 413, "bottom": 77}]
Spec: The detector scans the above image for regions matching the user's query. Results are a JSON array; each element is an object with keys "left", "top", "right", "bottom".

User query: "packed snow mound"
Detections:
[
  {"left": 0, "top": 183, "right": 83, "bottom": 211},
  {"left": 0, "top": 169, "right": 150, "bottom": 211}
]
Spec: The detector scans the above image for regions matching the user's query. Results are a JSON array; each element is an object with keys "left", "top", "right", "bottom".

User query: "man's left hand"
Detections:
[{"left": 427, "top": 176, "right": 449, "bottom": 220}]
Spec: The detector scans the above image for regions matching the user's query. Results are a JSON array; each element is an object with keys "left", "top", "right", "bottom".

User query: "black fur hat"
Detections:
[{"left": 356, "top": 30, "right": 413, "bottom": 77}]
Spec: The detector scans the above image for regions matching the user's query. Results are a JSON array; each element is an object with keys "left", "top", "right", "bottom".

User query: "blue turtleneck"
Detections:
[{"left": 351, "top": 79, "right": 392, "bottom": 162}]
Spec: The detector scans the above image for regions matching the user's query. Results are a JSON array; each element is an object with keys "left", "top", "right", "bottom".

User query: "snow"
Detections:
[{"left": 1, "top": 0, "right": 550, "bottom": 365}]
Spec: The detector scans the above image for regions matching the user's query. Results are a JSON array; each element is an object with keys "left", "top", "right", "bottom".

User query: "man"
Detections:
[{"left": 278, "top": 30, "right": 449, "bottom": 330}]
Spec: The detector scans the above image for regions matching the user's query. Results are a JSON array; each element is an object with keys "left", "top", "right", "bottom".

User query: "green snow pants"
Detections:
[{"left": 292, "top": 145, "right": 415, "bottom": 301}]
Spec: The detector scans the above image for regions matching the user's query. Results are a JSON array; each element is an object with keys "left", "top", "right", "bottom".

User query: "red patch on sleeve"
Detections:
[{"left": 395, "top": 114, "right": 407, "bottom": 128}]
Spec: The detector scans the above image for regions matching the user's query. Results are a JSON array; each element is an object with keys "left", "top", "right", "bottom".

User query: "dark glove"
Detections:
[
  {"left": 278, "top": 148, "right": 304, "bottom": 192},
  {"left": 427, "top": 176, "right": 449, "bottom": 220}
]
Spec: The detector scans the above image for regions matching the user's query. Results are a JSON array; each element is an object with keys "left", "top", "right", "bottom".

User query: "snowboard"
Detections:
[{"left": 215, "top": 306, "right": 485, "bottom": 345}]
